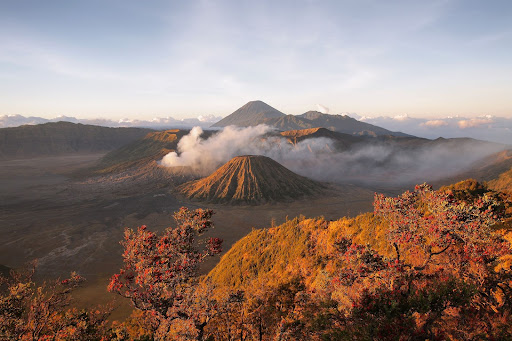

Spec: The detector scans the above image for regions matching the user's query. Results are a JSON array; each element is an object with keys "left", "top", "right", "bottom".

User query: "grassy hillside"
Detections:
[
  {"left": 207, "top": 181, "right": 512, "bottom": 293},
  {"left": 207, "top": 212, "right": 391, "bottom": 290},
  {"left": 0, "top": 122, "right": 153, "bottom": 160},
  {"left": 489, "top": 168, "right": 512, "bottom": 193}
]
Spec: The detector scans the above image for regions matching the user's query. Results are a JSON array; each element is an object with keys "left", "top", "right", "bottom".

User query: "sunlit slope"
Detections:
[
  {"left": 177, "top": 155, "right": 325, "bottom": 204},
  {"left": 206, "top": 213, "right": 392, "bottom": 289},
  {"left": 489, "top": 167, "right": 512, "bottom": 193},
  {"left": 207, "top": 181, "right": 512, "bottom": 291}
]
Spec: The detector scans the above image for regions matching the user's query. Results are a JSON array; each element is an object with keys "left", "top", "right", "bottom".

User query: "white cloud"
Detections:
[
  {"left": 457, "top": 118, "right": 494, "bottom": 129},
  {"left": 393, "top": 114, "right": 410, "bottom": 121},
  {"left": 0, "top": 114, "right": 221, "bottom": 129},
  {"left": 422, "top": 120, "right": 448, "bottom": 127},
  {"left": 316, "top": 104, "right": 330, "bottom": 114}
]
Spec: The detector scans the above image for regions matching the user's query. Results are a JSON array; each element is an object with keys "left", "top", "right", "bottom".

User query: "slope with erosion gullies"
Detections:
[
  {"left": 0, "top": 121, "right": 153, "bottom": 160},
  {"left": 177, "top": 155, "right": 326, "bottom": 204}
]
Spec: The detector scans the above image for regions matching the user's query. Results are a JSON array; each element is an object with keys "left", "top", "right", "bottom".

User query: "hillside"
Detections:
[
  {"left": 489, "top": 168, "right": 512, "bottom": 193},
  {"left": 206, "top": 213, "right": 389, "bottom": 289},
  {"left": 211, "top": 101, "right": 410, "bottom": 137},
  {"left": 434, "top": 149, "right": 512, "bottom": 188},
  {"left": 295, "top": 111, "right": 410, "bottom": 137},
  {"left": 0, "top": 122, "right": 153, "bottom": 160},
  {"left": 487, "top": 150, "right": 512, "bottom": 193},
  {"left": 211, "top": 100, "right": 285, "bottom": 127},
  {"left": 207, "top": 180, "right": 512, "bottom": 290},
  {"left": 89, "top": 129, "right": 189, "bottom": 174},
  {"left": 177, "top": 155, "right": 325, "bottom": 204},
  {"left": 280, "top": 127, "right": 365, "bottom": 150}
]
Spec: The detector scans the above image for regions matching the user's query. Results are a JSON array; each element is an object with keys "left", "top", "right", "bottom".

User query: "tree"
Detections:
[
  {"left": 330, "top": 184, "right": 512, "bottom": 339},
  {"left": 108, "top": 207, "right": 223, "bottom": 340},
  {"left": 0, "top": 264, "right": 110, "bottom": 340}
]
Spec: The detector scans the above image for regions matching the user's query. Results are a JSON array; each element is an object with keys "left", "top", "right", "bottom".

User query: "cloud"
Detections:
[
  {"left": 422, "top": 120, "right": 448, "bottom": 127},
  {"left": 393, "top": 114, "right": 410, "bottom": 121},
  {"left": 159, "top": 125, "right": 505, "bottom": 186},
  {"left": 160, "top": 125, "right": 272, "bottom": 173},
  {"left": 359, "top": 115, "right": 512, "bottom": 144},
  {"left": 457, "top": 118, "right": 494, "bottom": 129},
  {"left": 0, "top": 114, "right": 221, "bottom": 129},
  {"left": 316, "top": 104, "right": 330, "bottom": 114}
]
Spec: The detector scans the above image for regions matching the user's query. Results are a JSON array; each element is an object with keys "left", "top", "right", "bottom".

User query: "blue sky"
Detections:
[{"left": 1, "top": 0, "right": 511, "bottom": 119}]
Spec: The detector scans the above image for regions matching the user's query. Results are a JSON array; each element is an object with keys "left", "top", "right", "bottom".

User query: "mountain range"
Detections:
[
  {"left": 212, "top": 100, "right": 410, "bottom": 137},
  {"left": 0, "top": 114, "right": 221, "bottom": 130},
  {"left": 0, "top": 122, "right": 153, "bottom": 160},
  {"left": 4, "top": 102, "right": 512, "bottom": 144}
]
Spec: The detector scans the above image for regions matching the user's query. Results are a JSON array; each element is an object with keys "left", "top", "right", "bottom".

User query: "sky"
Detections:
[{"left": 1, "top": 0, "right": 511, "bottom": 120}]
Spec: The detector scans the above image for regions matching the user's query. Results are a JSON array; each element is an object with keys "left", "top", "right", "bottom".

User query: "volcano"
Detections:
[
  {"left": 211, "top": 100, "right": 285, "bottom": 128},
  {"left": 177, "top": 155, "right": 325, "bottom": 204}
]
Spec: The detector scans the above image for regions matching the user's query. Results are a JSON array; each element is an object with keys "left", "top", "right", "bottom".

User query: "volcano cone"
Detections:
[{"left": 177, "top": 155, "right": 324, "bottom": 204}]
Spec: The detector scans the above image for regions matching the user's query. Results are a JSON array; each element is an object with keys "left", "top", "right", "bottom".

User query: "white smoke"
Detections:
[
  {"left": 160, "top": 125, "right": 273, "bottom": 173},
  {"left": 316, "top": 104, "right": 330, "bottom": 114},
  {"left": 160, "top": 125, "right": 505, "bottom": 186}
]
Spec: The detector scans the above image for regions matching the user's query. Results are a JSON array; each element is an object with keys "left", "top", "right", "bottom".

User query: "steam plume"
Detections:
[
  {"left": 316, "top": 104, "right": 330, "bottom": 114},
  {"left": 160, "top": 125, "right": 504, "bottom": 186}
]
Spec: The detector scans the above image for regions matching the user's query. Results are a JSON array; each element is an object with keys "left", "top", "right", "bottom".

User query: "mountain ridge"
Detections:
[
  {"left": 212, "top": 101, "right": 411, "bottom": 137},
  {"left": 0, "top": 121, "right": 153, "bottom": 160}
]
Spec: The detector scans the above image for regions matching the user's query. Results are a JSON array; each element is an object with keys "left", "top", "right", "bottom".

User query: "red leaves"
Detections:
[
  {"left": 207, "top": 237, "right": 223, "bottom": 255},
  {"left": 108, "top": 207, "right": 222, "bottom": 330}
]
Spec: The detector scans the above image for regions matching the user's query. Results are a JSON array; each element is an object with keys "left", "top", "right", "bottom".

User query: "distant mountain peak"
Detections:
[
  {"left": 211, "top": 101, "right": 285, "bottom": 127},
  {"left": 211, "top": 102, "right": 411, "bottom": 137}
]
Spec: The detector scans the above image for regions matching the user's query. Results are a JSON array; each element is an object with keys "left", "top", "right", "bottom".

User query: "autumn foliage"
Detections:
[
  {"left": 2, "top": 183, "right": 512, "bottom": 340},
  {"left": 0, "top": 265, "right": 110, "bottom": 340},
  {"left": 331, "top": 184, "right": 512, "bottom": 339},
  {"left": 108, "top": 207, "right": 222, "bottom": 340},
  {"left": 204, "top": 183, "right": 512, "bottom": 339}
]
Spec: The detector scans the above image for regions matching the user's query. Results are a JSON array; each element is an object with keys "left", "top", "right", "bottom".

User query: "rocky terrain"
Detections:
[{"left": 178, "top": 155, "right": 325, "bottom": 204}]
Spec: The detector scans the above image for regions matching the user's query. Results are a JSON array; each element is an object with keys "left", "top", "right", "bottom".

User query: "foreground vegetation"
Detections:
[{"left": 1, "top": 180, "right": 512, "bottom": 340}]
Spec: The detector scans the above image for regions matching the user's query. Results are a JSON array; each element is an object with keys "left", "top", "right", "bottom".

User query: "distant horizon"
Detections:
[
  {"left": 0, "top": 98, "right": 508, "bottom": 121},
  {"left": 1, "top": 1, "right": 511, "bottom": 119},
  {"left": 2, "top": 99, "right": 512, "bottom": 145}
]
